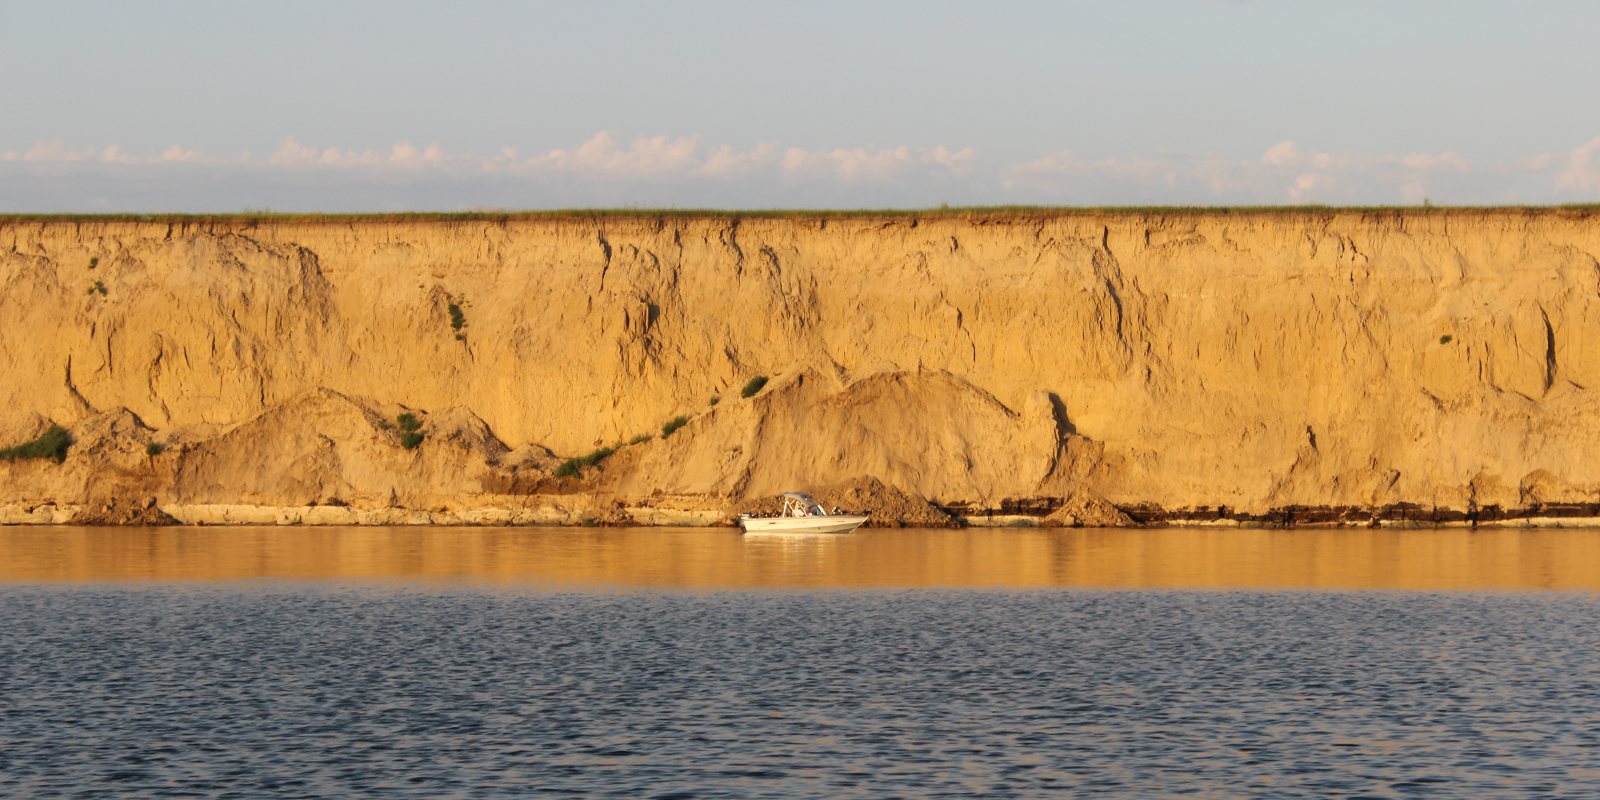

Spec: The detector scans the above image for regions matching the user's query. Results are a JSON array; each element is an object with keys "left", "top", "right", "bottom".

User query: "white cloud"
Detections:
[
  {"left": 526, "top": 132, "right": 701, "bottom": 178},
  {"left": 264, "top": 137, "right": 458, "bottom": 169},
  {"left": 1007, "top": 149, "right": 1250, "bottom": 197},
  {"left": 780, "top": 145, "right": 978, "bottom": 181},
  {"left": 1262, "top": 140, "right": 1299, "bottom": 165},
  {"left": 269, "top": 136, "right": 321, "bottom": 165},
  {"left": 926, "top": 146, "right": 979, "bottom": 176},
  {"left": 100, "top": 143, "right": 218, "bottom": 164},
  {"left": 3, "top": 133, "right": 976, "bottom": 188},
  {"left": 783, "top": 146, "right": 911, "bottom": 181},
  {"left": 160, "top": 145, "right": 218, "bottom": 164},
  {"left": 386, "top": 142, "right": 447, "bottom": 169},
  {"left": 6, "top": 132, "right": 1598, "bottom": 209},
  {"left": 314, "top": 147, "right": 385, "bottom": 166},
  {"left": 23, "top": 141, "right": 95, "bottom": 161},
  {"left": 1008, "top": 141, "right": 1487, "bottom": 204},
  {"left": 1292, "top": 172, "right": 1332, "bottom": 200},
  {"left": 700, "top": 142, "right": 779, "bottom": 177},
  {"left": 1554, "top": 136, "right": 1600, "bottom": 195}
]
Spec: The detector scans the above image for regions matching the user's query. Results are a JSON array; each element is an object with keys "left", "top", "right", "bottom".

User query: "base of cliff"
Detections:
[{"left": 5, "top": 497, "right": 1599, "bottom": 528}]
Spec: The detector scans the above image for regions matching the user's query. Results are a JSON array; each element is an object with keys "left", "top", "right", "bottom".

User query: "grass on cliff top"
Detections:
[{"left": 3, "top": 203, "right": 1598, "bottom": 225}]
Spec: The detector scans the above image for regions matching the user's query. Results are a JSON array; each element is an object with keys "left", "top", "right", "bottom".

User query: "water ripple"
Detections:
[{"left": 2, "top": 586, "right": 1598, "bottom": 798}]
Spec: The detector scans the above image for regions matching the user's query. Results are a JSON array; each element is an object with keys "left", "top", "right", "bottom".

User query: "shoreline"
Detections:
[{"left": 4, "top": 502, "right": 1599, "bottom": 529}]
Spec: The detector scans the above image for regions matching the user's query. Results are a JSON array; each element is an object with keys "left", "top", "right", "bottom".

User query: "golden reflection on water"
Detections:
[{"left": 2, "top": 526, "right": 1599, "bottom": 589}]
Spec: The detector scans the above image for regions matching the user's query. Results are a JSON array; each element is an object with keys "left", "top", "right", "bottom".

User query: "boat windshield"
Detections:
[{"left": 782, "top": 494, "right": 827, "bottom": 517}]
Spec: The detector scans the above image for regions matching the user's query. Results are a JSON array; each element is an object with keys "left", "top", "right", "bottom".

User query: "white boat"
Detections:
[{"left": 739, "top": 492, "right": 869, "bottom": 534}]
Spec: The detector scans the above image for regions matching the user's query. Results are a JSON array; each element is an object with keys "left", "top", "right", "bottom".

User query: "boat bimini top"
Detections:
[{"left": 781, "top": 492, "right": 828, "bottom": 517}]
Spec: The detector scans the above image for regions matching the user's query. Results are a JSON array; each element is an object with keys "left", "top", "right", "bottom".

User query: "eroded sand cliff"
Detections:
[{"left": 3, "top": 210, "right": 1598, "bottom": 525}]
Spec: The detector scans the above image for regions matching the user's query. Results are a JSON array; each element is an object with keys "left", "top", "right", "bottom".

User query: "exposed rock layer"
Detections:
[{"left": 3, "top": 211, "right": 1599, "bottom": 525}]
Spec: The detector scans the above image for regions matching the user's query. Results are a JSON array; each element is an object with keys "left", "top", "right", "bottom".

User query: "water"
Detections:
[
  {"left": 7, "top": 526, "right": 1600, "bottom": 589},
  {"left": 4, "top": 527, "right": 1600, "bottom": 798}
]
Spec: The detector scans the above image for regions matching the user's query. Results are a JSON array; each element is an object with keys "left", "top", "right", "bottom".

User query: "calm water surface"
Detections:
[{"left": 3, "top": 526, "right": 1599, "bottom": 798}]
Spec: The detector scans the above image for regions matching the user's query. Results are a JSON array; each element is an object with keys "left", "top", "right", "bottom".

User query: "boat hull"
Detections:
[{"left": 739, "top": 514, "right": 869, "bottom": 534}]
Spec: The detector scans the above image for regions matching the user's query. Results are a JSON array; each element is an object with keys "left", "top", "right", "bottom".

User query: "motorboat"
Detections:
[{"left": 739, "top": 492, "right": 869, "bottom": 534}]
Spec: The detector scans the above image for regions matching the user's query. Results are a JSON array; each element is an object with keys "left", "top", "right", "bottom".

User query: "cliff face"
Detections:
[{"left": 3, "top": 211, "right": 1599, "bottom": 523}]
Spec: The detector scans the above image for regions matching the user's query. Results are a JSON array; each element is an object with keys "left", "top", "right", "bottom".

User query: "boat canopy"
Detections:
[{"left": 780, "top": 492, "right": 827, "bottom": 517}]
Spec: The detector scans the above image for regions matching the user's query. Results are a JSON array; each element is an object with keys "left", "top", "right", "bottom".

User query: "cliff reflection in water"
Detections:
[{"left": 3, "top": 526, "right": 1599, "bottom": 589}]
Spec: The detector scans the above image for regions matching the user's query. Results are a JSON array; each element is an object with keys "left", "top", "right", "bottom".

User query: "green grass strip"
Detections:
[{"left": 0, "top": 425, "right": 71, "bottom": 463}]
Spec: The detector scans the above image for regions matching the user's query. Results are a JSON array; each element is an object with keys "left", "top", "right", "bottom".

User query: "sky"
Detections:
[{"left": 2, "top": 0, "right": 1598, "bottom": 211}]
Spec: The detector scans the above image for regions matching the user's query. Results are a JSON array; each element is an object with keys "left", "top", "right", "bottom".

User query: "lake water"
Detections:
[{"left": 4, "top": 526, "right": 1599, "bottom": 798}]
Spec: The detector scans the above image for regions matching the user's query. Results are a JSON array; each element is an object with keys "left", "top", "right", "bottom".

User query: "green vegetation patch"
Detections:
[
  {"left": 708, "top": 397, "right": 720, "bottom": 406},
  {"left": 555, "top": 445, "right": 617, "bottom": 478},
  {"left": 661, "top": 416, "right": 689, "bottom": 438},
  {"left": 88, "top": 280, "right": 106, "bottom": 296},
  {"left": 740, "top": 376, "right": 769, "bottom": 398},
  {"left": 396, "top": 413, "right": 426, "bottom": 449},
  {"left": 447, "top": 300, "right": 467, "bottom": 341},
  {"left": 145, "top": 442, "right": 165, "bottom": 456},
  {"left": 88, "top": 257, "right": 98, "bottom": 269},
  {"left": 555, "top": 448, "right": 611, "bottom": 477},
  {"left": 1440, "top": 334, "right": 1453, "bottom": 345},
  {"left": 0, "top": 425, "right": 72, "bottom": 464},
  {"left": 627, "top": 433, "right": 653, "bottom": 445}
]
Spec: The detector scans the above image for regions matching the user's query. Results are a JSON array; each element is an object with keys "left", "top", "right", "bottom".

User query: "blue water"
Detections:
[{"left": 3, "top": 585, "right": 1598, "bottom": 798}]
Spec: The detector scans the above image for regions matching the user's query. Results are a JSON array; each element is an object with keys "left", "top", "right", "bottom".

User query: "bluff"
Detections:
[{"left": 2, "top": 210, "right": 1598, "bottom": 526}]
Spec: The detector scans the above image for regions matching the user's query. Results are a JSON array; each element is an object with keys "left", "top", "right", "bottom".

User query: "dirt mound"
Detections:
[
  {"left": 581, "top": 502, "right": 637, "bottom": 527},
  {"left": 734, "top": 477, "right": 958, "bottom": 528},
  {"left": 73, "top": 498, "right": 178, "bottom": 526},
  {"left": 1039, "top": 493, "right": 1137, "bottom": 528}
]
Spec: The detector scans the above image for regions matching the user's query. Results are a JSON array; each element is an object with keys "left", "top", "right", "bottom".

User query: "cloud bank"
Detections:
[{"left": 2, "top": 132, "right": 1597, "bottom": 212}]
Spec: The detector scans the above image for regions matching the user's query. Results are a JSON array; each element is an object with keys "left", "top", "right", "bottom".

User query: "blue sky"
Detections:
[{"left": 3, "top": 0, "right": 1598, "bottom": 211}]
